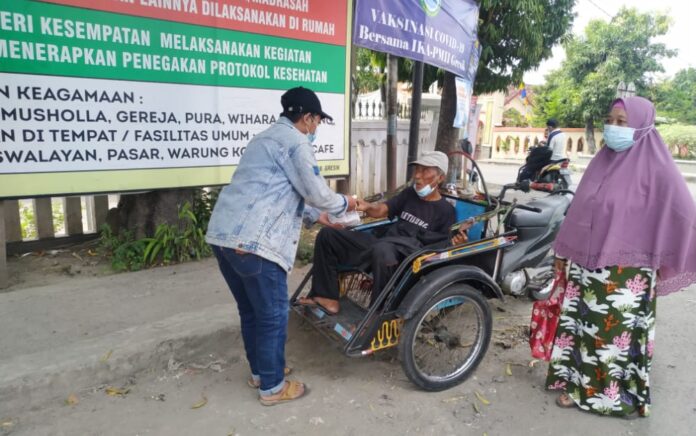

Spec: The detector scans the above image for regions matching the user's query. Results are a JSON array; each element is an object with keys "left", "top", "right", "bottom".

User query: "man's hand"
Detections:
[
  {"left": 450, "top": 219, "right": 474, "bottom": 246},
  {"left": 355, "top": 198, "right": 389, "bottom": 218},
  {"left": 356, "top": 198, "right": 369, "bottom": 212},
  {"left": 317, "top": 212, "right": 344, "bottom": 229},
  {"left": 451, "top": 230, "right": 469, "bottom": 246}
]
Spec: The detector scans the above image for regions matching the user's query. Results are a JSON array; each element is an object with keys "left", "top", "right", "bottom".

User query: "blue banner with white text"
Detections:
[{"left": 353, "top": 0, "right": 479, "bottom": 79}]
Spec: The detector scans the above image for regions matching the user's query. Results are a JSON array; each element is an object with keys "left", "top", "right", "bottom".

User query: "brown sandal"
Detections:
[
  {"left": 247, "top": 367, "right": 292, "bottom": 388},
  {"left": 556, "top": 393, "right": 575, "bottom": 408},
  {"left": 259, "top": 380, "right": 307, "bottom": 406}
]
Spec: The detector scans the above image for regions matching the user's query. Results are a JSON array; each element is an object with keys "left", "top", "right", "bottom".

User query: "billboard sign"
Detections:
[{"left": 0, "top": 0, "right": 352, "bottom": 198}]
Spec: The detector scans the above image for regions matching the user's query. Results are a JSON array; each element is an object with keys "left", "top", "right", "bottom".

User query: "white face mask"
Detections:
[
  {"left": 603, "top": 124, "right": 654, "bottom": 152},
  {"left": 414, "top": 182, "right": 435, "bottom": 198},
  {"left": 305, "top": 116, "right": 318, "bottom": 143}
]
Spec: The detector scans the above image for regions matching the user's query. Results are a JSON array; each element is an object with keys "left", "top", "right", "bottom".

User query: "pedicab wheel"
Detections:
[{"left": 398, "top": 284, "right": 492, "bottom": 391}]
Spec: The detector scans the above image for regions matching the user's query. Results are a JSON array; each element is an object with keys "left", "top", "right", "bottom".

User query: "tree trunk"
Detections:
[
  {"left": 108, "top": 189, "right": 197, "bottom": 239},
  {"left": 386, "top": 54, "right": 398, "bottom": 192},
  {"left": 435, "top": 71, "right": 460, "bottom": 182},
  {"left": 585, "top": 117, "right": 597, "bottom": 154}
]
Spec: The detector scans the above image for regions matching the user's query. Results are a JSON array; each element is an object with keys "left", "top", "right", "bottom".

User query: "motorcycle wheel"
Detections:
[
  {"left": 527, "top": 256, "right": 555, "bottom": 300},
  {"left": 398, "top": 284, "right": 492, "bottom": 391}
]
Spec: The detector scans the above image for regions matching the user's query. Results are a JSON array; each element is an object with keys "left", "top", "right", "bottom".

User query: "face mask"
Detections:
[
  {"left": 306, "top": 116, "right": 318, "bottom": 143},
  {"left": 603, "top": 124, "right": 653, "bottom": 152},
  {"left": 414, "top": 182, "right": 435, "bottom": 198},
  {"left": 603, "top": 125, "right": 635, "bottom": 152}
]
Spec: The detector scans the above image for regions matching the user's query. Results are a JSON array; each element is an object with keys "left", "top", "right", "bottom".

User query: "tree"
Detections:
[
  {"left": 435, "top": 0, "right": 576, "bottom": 170},
  {"left": 654, "top": 68, "right": 696, "bottom": 125},
  {"left": 534, "top": 8, "right": 675, "bottom": 152},
  {"left": 354, "top": 48, "right": 382, "bottom": 94},
  {"left": 531, "top": 68, "right": 584, "bottom": 128},
  {"left": 503, "top": 108, "right": 529, "bottom": 127}
]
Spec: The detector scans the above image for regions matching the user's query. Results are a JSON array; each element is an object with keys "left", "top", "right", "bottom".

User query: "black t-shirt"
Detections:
[{"left": 385, "top": 187, "right": 456, "bottom": 238}]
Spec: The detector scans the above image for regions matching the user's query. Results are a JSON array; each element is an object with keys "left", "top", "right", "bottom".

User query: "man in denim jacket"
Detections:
[{"left": 206, "top": 87, "right": 356, "bottom": 405}]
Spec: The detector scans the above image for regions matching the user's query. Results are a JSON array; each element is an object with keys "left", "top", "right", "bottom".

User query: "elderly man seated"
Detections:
[{"left": 299, "top": 151, "right": 471, "bottom": 314}]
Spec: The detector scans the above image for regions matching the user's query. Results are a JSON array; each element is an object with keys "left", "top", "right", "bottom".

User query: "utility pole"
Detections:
[
  {"left": 386, "top": 54, "right": 398, "bottom": 192},
  {"left": 407, "top": 61, "right": 424, "bottom": 182}
]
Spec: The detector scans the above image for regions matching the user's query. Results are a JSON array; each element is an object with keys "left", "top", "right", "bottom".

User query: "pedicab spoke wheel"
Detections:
[{"left": 399, "top": 284, "right": 492, "bottom": 391}]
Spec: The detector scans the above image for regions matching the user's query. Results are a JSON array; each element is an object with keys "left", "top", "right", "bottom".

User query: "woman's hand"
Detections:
[{"left": 554, "top": 257, "right": 567, "bottom": 275}]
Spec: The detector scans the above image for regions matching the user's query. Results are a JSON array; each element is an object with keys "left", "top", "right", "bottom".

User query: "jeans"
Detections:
[{"left": 212, "top": 245, "right": 288, "bottom": 396}]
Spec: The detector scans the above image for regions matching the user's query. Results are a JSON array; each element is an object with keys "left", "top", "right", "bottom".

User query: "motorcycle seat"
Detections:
[{"left": 509, "top": 196, "right": 570, "bottom": 227}]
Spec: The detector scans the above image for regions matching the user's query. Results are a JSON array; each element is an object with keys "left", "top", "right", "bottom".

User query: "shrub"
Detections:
[{"left": 657, "top": 124, "right": 696, "bottom": 159}]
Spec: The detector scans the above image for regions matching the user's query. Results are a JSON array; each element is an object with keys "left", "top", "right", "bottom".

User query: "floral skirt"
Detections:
[{"left": 546, "top": 263, "right": 656, "bottom": 417}]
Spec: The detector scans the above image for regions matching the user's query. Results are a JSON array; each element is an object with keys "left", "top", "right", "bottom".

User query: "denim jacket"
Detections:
[{"left": 206, "top": 117, "right": 347, "bottom": 271}]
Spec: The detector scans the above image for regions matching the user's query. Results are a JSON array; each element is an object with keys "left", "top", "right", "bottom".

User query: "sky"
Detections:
[{"left": 522, "top": 0, "right": 696, "bottom": 85}]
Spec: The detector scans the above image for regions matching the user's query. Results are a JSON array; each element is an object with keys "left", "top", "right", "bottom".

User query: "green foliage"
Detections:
[
  {"left": 502, "top": 108, "right": 529, "bottom": 127},
  {"left": 51, "top": 199, "right": 65, "bottom": 235},
  {"left": 475, "top": 0, "right": 576, "bottom": 95},
  {"left": 355, "top": 48, "right": 382, "bottom": 94},
  {"left": 532, "top": 69, "right": 584, "bottom": 127},
  {"left": 99, "top": 224, "right": 146, "bottom": 272},
  {"left": 534, "top": 8, "right": 675, "bottom": 135},
  {"left": 99, "top": 195, "right": 215, "bottom": 272},
  {"left": 657, "top": 124, "right": 696, "bottom": 159},
  {"left": 356, "top": 48, "right": 441, "bottom": 94},
  {"left": 192, "top": 188, "right": 219, "bottom": 233},
  {"left": 653, "top": 68, "right": 696, "bottom": 125},
  {"left": 19, "top": 202, "right": 37, "bottom": 239},
  {"left": 142, "top": 202, "right": 211, "bottom": 266}
]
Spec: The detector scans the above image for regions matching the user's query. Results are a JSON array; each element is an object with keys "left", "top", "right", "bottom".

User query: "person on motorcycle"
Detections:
[
  {"left": 517, "top": 120, "right": 566, "bottom": 182},
  {"left": 546, "top": 118, "right": 567, "bottom": 161}
]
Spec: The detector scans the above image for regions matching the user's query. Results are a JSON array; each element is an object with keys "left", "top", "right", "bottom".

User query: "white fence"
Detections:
[{"left": 349, "top": 119, "right": 433, "bottom": 198}]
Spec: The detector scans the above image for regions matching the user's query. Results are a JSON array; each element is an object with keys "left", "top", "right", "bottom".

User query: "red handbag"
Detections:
[{"left": 529, "top": 271, "right": 567, "bottom": 361}]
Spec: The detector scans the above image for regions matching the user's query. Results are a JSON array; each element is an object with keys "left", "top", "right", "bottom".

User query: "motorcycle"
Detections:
[
  {"left": 494, "top": 180, "right": 573, "bottom": 300},
  {"left": 536, "top": 158, "right": 573, "bottom": 190},
  {"left": 467, "top": 159, "right": 573, "bottom": 300},
  {"left": 517, "top": 144, "right": 573, "bottom": 190}
]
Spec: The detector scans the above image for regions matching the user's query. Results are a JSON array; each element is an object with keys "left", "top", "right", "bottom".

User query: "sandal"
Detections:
[
  {"left": 259, "top": 380, "right": 308, "bottom": 406},
  {"left": 556, "top": 393, "right": 575, "bottom": 408},
  {"left": 247, "top": 367, "right": 292, "bottom": 388}
]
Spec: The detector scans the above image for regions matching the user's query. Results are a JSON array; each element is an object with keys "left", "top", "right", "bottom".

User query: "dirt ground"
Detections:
[
  {"left": 3, "top": 239, "right": 115, "bottom": 292},
  {"left": 2, "top": 249, "right": 695, "bottom": 435}
]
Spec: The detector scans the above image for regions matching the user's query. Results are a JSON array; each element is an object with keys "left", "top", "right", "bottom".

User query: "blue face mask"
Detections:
[
  {"left": 414, "top": 182, "right": 435, "bottom": 198},
  {"left": 603, "top": 124, "right": 635, "bottom": 152},
  {"left": 307, "top": 132, "right": 317, "bottom": 143}
]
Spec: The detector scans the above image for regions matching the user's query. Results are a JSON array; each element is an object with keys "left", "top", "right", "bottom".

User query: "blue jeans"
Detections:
[{"left": 212, "top": 245, "right": 288, "bottom": 396}]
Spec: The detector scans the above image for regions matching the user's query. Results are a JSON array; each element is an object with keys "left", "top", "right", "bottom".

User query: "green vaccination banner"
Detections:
[{"left": 0, "top": 0, "right": 351, "bottom": 198}]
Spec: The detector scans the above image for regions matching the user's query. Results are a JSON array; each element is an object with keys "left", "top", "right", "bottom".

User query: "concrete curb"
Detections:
[
  {"left": 479, "top": 159, "right": 696, "bottom": 183},
  {"left": 0, "top": 304, "right": 240, "bottom": 415}
]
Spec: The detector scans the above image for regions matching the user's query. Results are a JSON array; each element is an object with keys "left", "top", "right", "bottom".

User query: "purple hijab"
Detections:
[{"left": 553, "top": 96, "right": 696, "bottom": 295}]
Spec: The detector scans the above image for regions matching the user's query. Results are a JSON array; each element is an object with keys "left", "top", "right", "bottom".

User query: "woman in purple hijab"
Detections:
[{"left": 546, "top": 96, "right": 696, "bottom": 418}]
